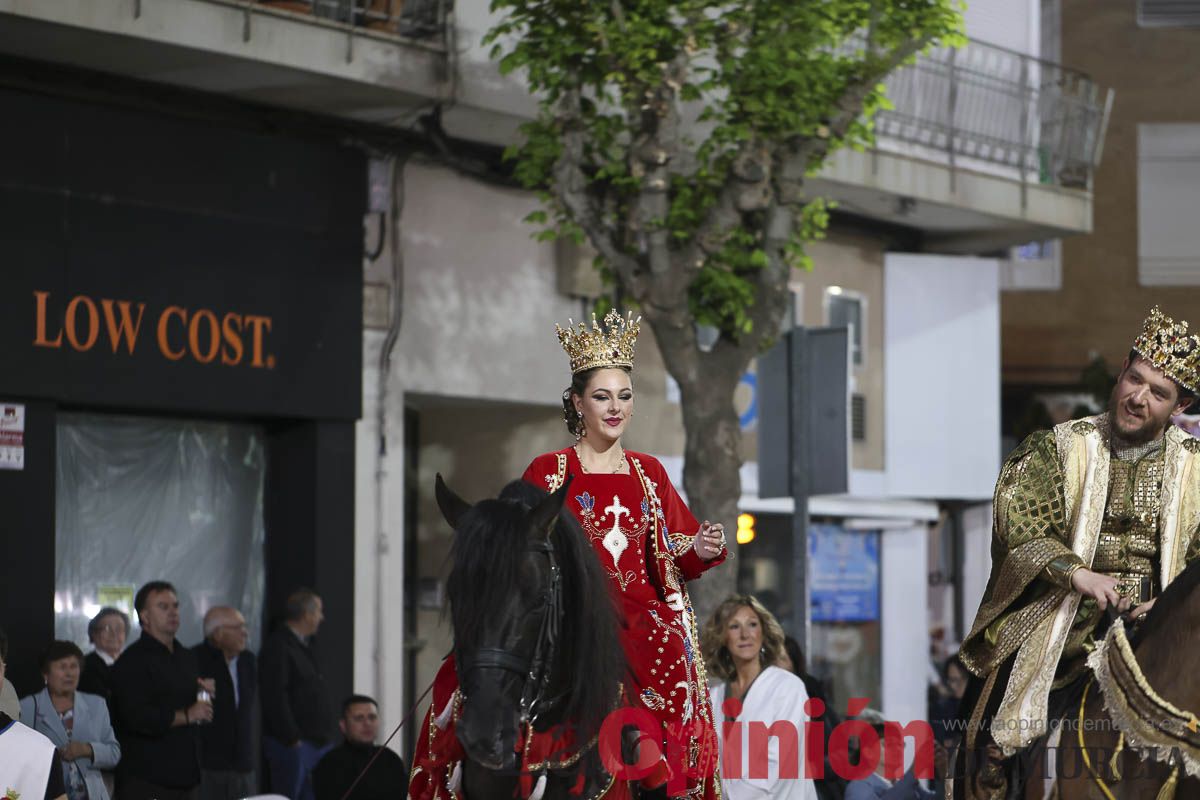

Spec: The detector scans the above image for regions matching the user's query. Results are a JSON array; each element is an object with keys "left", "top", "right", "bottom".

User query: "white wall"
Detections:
[
  {"left": 961, "top": 0, "right": 1039, "bottom": 55},
  {"left": 884, "top": 254, "right": 1000, "bottom": 501},
  {"left": 880, "top": 524, "right": 930, "bottom": 745},
  {"left": 960, "top": 502, "right": 994, "bottom": 635},
  {"left": 354, "top": 160, "right": 574, "bottom": 747},
  {"left": 394, "top": 161, "right": 580, "bottom": 402}
]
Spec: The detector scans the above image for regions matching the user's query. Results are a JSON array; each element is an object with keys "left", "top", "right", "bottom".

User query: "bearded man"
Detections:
[{"left": 951, "top": 307, "right": 1200, "bottom": 800}]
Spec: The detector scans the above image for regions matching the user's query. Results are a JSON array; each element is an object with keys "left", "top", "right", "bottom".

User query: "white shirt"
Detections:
[
  {"left": 0, "top": 714, "right": 57, "bottom": 799},
  {"left": 710, "top": 666, "right": 819, "bottom": 800},
  {"left": 227, "top": 654, "right": 241, "bottom": 708}
]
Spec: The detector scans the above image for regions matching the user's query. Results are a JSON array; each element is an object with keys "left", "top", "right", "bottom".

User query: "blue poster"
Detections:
[{"left": 809, "top": 524, "right": 880, "bottom": 622}]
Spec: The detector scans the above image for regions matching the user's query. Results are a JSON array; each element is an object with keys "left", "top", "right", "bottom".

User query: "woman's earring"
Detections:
[{"left": 576, "top": 411, "right": 585, "bottom": 440}]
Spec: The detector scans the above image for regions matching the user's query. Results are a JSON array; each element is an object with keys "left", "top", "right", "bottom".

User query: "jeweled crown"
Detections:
[
  {"left": 556, "top": 310, "right": 641, "bottom": 374},
  {"left": 1132, "top": 306, "right": 1200, "bottom": 394}
]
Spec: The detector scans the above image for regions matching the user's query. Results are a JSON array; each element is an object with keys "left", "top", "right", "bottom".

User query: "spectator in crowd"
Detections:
[
  {"left": 260, "top": 589, "right": 335, "bottom": 800},
  {"left": 79, "top": 608, "right": 129, "bottom": 709},
  {"left": 312, "top": 695, "right": 407, "bottom": 800},
  {"left": 779, "top": 636, "right": 844, "bottom": 800},
  {"left": 929, "top": 654, "right": 968, "bottom": 744},
  {"left": 0, "top": 705, "right": 68, "bottom": 800},
  {"left": 844, "top": 708, "right": 943, "bottom": 800},
  {"left": 111, "top": 581, "right": 215, "bottom": 800},
  {"left": 193, "top": 606, "right": 257, "bottom": 800},
  {"left": 0, "top": 625, "right": 19, "bottom": 719},
  {"left": 20, "top": 641, "right": 122, "bottom": 800},
  {"left": 704, "top": 595, "right": 818, "bottom": 800}
]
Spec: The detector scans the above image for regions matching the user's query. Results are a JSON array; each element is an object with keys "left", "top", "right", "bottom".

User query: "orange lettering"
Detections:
[
  {"left": 157, "top": 306, "right": 187, "bottom": 361},
  {"left": 221, "top": 313, "right": 244, "bottom": 366},
  {"left": 101, "top": 299, "right": 146, "bottom": 354},
  {"left": 188, "top": 309, "right": 220, "bottom": 364},
  {"left": 33, "top": 291, "right": 63, "bottom": 348},
  {"left": 245, "top": 315, "right": 272, "bottom": 368},
  {"left": 64, "top": 296, "right": 100, "bottom": 351}
]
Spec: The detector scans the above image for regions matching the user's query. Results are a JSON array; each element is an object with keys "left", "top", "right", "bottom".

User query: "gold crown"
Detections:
[
  {"left": 556, "top": 310, "right": 641, "bottom": 374},
  {"left": 1132, "top": 306, "right": 1200, "bottom": 394}
]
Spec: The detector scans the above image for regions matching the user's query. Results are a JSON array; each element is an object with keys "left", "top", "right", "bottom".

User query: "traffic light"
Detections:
[{"left": 736, "top": 513, "right": 756, "bottom": 545}]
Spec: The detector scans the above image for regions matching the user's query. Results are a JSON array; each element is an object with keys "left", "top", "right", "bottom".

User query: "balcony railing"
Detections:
[
  {"left": 223, "top": 0, "right": 447, "bottom": 42},
  {"left": 873, "top": 37, "right": 1113, "bottom": 191}
]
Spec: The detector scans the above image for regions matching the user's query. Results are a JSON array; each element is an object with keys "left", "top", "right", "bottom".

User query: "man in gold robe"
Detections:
[{"left": 951, "top": 308, "right": 1200, "bottom": 800}]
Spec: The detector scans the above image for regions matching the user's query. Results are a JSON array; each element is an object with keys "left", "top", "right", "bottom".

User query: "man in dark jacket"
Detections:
[
  {"left": 259, "top": 589, "right": 335, "bottom": 800},
  {"left": 111, "top": 581, "right": 215, "bottom": 800},
  {"left": 193, "top": 606, "right": 257, "bottom": 800},
  {"left": 312, "top": 696, "right": 407, "bottom": 800}
]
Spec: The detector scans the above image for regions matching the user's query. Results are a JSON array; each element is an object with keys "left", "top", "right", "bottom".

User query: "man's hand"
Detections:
[
  {"left": 197, "top": 677, "right": 216, "bottom": 697},
  {"left": 186, "top": 698, "right": 214, "bottom": 724},
  {"left": 1070, "top": 568, "right": 1130, "bottom": 612},
  {"left": 58, "top": 741, "right": 93, "bottom": 762}
]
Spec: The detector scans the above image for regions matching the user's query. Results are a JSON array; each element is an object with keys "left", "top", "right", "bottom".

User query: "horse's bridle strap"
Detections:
[{"left": 464, "top": 648, "right": 531, "bottom": 676}]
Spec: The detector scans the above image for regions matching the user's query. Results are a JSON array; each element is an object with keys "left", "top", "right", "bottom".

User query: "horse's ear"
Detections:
[
  {"left": 435, "top": 473, "right": 471, "bottom": 530},
  {"left": 528, "top": 474, "right": 573, "bottom": 539}
]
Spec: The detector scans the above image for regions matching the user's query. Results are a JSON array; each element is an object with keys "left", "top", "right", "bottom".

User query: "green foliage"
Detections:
[{"left": 486, "top": 0, "right": 963, "bottom": 340}]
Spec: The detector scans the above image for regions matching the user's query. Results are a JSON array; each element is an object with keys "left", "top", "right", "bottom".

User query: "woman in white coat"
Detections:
[
  {"left": 20, "top": 640, "right": 121, "bottom": 800},
  {"left": 704, "top": 596, "right": 818, "bottom": 800}
]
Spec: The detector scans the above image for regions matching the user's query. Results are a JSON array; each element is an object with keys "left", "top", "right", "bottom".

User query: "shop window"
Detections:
[
  {"left": 809, "top": 523, "right": 882, "bottom": 706},
  {"left": 54, "top": 413, "right": 266, "bottom": 650}
]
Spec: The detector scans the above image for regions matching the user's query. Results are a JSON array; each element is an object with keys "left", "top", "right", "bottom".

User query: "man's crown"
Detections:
[
  {"left": 1132, "top": 306, "right": 1200, "bottom": 394},
  {"left": 556, "top": 310, "right": 641, "bottom": 374}
]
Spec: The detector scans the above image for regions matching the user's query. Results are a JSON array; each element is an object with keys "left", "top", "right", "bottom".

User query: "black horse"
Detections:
[{"left": 437, "top": 474, "right": 627, "bottom": 800}]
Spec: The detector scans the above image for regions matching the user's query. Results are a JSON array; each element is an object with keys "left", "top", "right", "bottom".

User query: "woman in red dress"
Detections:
[
  {"left": 409, "top": 311, "right": 726, "bottom": 800},
  {"left": 520, "top": 311, "right": 727, "bottom": 799}
]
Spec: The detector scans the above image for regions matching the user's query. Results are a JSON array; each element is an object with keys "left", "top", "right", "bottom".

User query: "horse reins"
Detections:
[{"left": 458, "top": 538, "right": 568, "bottom": 727}]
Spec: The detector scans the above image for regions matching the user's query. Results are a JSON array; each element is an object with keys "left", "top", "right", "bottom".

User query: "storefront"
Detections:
[{"left": 0, "top": 85, "right": 365, "bottom": 700}]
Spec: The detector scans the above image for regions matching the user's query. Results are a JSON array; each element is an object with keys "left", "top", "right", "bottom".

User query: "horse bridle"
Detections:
[{"left": 459, "top": 539, "right": 567, "bottom": 727}]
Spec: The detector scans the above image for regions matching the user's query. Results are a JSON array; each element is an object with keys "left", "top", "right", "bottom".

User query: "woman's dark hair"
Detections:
[
  {"left": 88, "top": 607, "right": 130, "bottom": 643},
  {"left": 942, "top": 653, "right": 967, "bottom": 682},
  {"left": 783, "top": 635, "right": 806, "bottom": 676},
  {"left": 561, "top": 366, "right": 633, "bottom": 437},
  {"left": 41, "top": 640, "right": 84, "bottom": 673}
]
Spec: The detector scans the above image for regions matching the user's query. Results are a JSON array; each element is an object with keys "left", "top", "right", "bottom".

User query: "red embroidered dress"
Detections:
[
  {"left": 408, "top": 448, "right": 724, "bottom": 800},
  {"left": 524, "top": 448, "right": 723, "bottom": 753}
]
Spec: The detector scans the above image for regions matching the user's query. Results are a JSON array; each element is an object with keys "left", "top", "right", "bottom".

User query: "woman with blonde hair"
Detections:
[{"left": 704, "top": 595, "right": 817, "bottom": 800}]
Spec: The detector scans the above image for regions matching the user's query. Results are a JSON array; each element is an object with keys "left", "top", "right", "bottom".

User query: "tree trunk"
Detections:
[{"left": 670, "top": 347, "right": 746, "bottom": 623}]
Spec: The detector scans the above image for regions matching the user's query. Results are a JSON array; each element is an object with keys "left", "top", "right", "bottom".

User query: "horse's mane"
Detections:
[
  {"left": 447, "top": 478, "right": 625, "bottom": 735},
  {"left": 1129, "top": 557, "right": 1200, "bottom": 651}
]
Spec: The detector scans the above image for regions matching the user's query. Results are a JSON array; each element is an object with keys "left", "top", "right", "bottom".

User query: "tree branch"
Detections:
[{"left": 553, "top": 91, "right": 643, "bottom": 295}]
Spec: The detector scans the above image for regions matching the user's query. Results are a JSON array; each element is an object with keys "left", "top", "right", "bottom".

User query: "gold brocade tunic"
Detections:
[
  {"left": 1054, "top": 445, "right": 1164, "bottom": 686},
  {"left": 961, "top": 418, "right": 1200, "bottom": 684}
]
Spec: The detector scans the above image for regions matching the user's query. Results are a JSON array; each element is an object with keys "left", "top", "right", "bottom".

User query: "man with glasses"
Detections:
[{"left": 193, "top": 607, "right": 257, "bottom": 800}]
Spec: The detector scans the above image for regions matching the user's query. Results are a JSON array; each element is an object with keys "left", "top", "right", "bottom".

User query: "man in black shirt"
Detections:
[
  {"left": 0, "top": 711, "right": 68, "bottom": 800},
  {"left": 260, "top": 589, "right": 336, "bottom": 800},
  {"left": 312, "top": 696, "right": 407, "bottom": 800},
  {"left": 193, "top": 606, "right": 257, "bottom": 800},
  {"left": 111, "top": 581, "right": 215, "bottom": 800}
]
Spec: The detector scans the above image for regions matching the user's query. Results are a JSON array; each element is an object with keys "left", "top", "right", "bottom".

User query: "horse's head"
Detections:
[{"left": 438, "top": 473, "right": 572, "bottom": 771}]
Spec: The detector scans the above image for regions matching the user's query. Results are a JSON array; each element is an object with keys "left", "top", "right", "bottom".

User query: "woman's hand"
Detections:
[
  {"left": 692, "top": 521, "right": 725, "bottom": 561},
  {"left": 59, "top": 741, "right": 93, "bottom": 762}
]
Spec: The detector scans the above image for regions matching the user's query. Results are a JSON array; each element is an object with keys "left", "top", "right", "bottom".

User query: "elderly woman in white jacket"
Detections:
[
  {"left": 21, "top": 640, "right": 121, "bottom": 800},
  {"left": 704, "top": 595, "right": 818, "bottom": 800}
]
